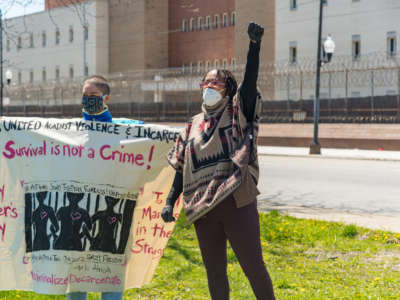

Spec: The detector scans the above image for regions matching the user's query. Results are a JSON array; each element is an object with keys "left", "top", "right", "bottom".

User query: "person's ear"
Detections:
[{"left": 104, "top": 94, "right": 111, "bottom": 103}]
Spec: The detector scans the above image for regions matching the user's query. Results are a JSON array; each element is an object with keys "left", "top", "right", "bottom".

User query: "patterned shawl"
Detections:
[{"left": 167, "top": 90, "right": 260, "bottom": 224}]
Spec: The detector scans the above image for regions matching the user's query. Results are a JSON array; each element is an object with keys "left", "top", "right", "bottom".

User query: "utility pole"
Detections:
[
  {"left": 0, "top": 9, "right": 3, "bottom": 116},
  {"left": 83, "top": 1, "right": 87, "bottom": 78},
  {"left": 309, "top": 0, "right": 324, "bottom": 155}
]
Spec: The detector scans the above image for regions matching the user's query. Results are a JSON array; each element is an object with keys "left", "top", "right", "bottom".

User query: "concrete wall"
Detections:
[
  {"left": 145, "top": 0, "right": 169, "bottom": 69},
  {"left": 108, "top": 0, "right": 145, "bottom": 71},
  {"left": 108, "top": 0, "right": 169, "bottom": 72},
  {"left": 235, "top": 0, "right": 275, "bottom": 66}
]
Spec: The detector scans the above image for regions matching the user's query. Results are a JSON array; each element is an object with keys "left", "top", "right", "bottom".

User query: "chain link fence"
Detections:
[{"left": 3, "top": 52, "right": 400, "bottom": 123}]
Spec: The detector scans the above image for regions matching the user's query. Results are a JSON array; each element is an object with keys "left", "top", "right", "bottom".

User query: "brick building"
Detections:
[
  {"left": 43, "top": 0, "right": 275, "bottom": 71},
  {"left": 168, "top": 0, "right": 236, "bottom": 70}
]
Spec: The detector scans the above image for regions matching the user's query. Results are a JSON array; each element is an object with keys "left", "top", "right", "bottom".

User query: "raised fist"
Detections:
[{"left": 248, "top": 22, "right": 264, "bottom": 43}]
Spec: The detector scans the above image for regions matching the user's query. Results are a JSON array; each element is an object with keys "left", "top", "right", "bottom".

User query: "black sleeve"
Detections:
[
  {"left": 240, "top": 41, "right": 261, "bottom": 121},
  {"left": 165, "top": 171, "right": 183, "bottom": 207}
]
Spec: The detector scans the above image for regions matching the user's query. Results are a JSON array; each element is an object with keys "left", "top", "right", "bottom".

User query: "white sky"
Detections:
[{"left": 2, "top": 0, "right": 44, "bottom": 19}]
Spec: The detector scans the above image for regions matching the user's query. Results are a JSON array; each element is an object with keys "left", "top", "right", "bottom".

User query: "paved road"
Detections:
[{"left": 257, "top": 156, "right": 400, "bottom": 217}]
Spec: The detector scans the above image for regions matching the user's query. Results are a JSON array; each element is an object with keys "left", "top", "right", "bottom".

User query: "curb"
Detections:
[{"left": 257, "top": 147, "right": 400, "bottom": 162}]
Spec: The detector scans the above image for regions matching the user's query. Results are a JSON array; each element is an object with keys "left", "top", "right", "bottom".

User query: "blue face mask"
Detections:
[{"left": 82, "top": 95, "right": 106, "bottom": 114}]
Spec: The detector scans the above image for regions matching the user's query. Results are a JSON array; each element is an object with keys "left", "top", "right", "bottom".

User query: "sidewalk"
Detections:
[
  {"left": 258, "top": 202, "right": 400, "bottom": 233},
  {"left": 258, "top": 146, "right": 400, "bottom": 161},
  {"left": 257, "top": 146, "right": 400, "bottom": 233}
]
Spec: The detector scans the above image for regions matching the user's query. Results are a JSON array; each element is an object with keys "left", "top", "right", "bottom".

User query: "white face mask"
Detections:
[{"left": 202, "top": 88, "right": 223, "bottom": 106}]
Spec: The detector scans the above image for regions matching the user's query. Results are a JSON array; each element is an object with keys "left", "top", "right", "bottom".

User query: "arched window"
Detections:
[
  {"left": 182, "top": 19, "right": 187, "bottom": 32},
  {"left": 231, "top": 12, "right": 236, "bottom": 26},
  {"left": 198, "top": 17, "right": 203, "bottom": 31},
  {"left": 214, "top": 14, "right": 219, "bottom": 29},
  {"left": 222, "top": 13, "right": 227, "bottom": 28},
  {"left": 205, "top": 16, "right": 210, "bottom": 30},
  {"left": 190, "top": 18, "right": 195, "bottom": 32}
]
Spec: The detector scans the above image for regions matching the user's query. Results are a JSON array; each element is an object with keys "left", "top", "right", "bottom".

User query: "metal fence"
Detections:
[{"left": 3, "top": 52, "right": 400, "bottom": 123}]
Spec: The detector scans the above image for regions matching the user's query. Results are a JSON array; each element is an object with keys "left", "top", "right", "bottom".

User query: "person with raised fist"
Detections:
[{"left": 162, "top": 22, "right": 275, "bottom": 300}]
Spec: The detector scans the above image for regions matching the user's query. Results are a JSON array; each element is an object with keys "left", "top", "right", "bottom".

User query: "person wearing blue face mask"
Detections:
[
  {"left": 81, "top": 75, "right": 113, "bottom": 123},
  {"left": 66, "top": 75, "right": 122, "bottom": 300},
  {"left": 162, "top": 22, "right": 275, "bottom": 300}
]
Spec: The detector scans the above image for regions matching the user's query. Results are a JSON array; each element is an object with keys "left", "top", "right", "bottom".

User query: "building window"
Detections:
[
  {"left": 222, "top": 13, "right": 227, "bottom": 28},
  {"left": 289, "top": 46, "right": 297, "bottom": 64},
  {"left": 18, "top": 72, "right": 22, "bottom": 84},
  {"left": 182, "top": 19, "right": 187, "bottom": 32},
  {"left": 205, "top": 16, "right": 211, "bottom": 30},
  {"left": 197, "top": 61, "right": 203, "bottom": 72},
  {"left": 6, "top": 39, "right": 10, "bottom": 52},
  {"left": 386, "top": 90, "right": 396, "bottom": 95},
  {"left": 69, "top": 66, "right": 74, "bottom": 79},
  {"left": 55, "top": 66, "right": 60, "bottom": 81},
  {"left": 69, "top": 27, "right": 74, "bottom": 43},
  {"left": 17, "top": 37, "right": 22, "bottom": 51},
  {"left": 231, "top": 58, "right": 236, "bottom": 70},
  {"left": 190, "top": 18, "right": 194, "bottom": 32},
  {"left": 214, "top": 59, "right": 219, "bottom": 68},
  {"left": 42, "top": 68, "right": 47, "bottom": 82},
  {"left": 55, "top": 28, "right": 60, "bottom": 45},
  {"left": 198, "top": 17, "right": 202, "bottom": 31},
  {"left": 351, "top": 91, "right": 361, "bottom": 98},
  {"left": 29, "top": 33, "right": 34, "bottom": 48},
  {"left": 387, "top": 31, "right": 397, "bottom": 57},
  {"left": 352, "top": 34, "right": 361, "bottom": 60},
  {"left": 231, "top": 12, "right": 236, "bottom": 26},
  {"left": 29, "top": 70, "right": 34, "bottom": 83},
  {"left": 290, "top": 0, "right": 297, "bottom": 10},
  {"left": 205, "top": 60, "right": 211, "bottom": 70},
  {"left": 222, "top": 59, "right": 227, "bottom": 69},
  {"left": 84, "top": 26, "right": 88, "bottom": 41},
  {"left": 214, "top": 14, "right": 219, "bottom": 29},
  {"left": 84, "top": 65, "right": 89, "bottom": 77},
  {"left": 42, "top": 31, "right": 46, "bottom": 47}
]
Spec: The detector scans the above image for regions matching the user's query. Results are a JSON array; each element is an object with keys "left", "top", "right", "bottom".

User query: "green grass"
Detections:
[{"left": 1, "top": 210, "right": 400, "bottom": 299}]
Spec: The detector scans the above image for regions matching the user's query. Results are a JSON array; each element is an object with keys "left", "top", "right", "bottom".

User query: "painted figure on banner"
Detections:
[
  {"left": 54, "top": 192, "right": 92, "bottom": 251},
  {"left": 31, "top": 191, "right": 59, "bottom": 251},
  {"left": 88, "top": 196, "right": 122, "bottom": 253}
]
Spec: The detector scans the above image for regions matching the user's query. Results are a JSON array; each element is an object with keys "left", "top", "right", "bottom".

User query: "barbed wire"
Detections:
[{"left": 4, "top": 52, "right": 400, "bottom": 106}]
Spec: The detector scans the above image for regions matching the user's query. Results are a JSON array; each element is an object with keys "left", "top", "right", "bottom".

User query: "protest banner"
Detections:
[{"left": 0, "top": 117, "right": 182, "bottom": 294}]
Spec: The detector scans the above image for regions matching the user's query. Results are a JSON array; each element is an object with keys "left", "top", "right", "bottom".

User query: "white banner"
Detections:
[{"left": 0, "top": 117, "right": 182, "bottom": 294}]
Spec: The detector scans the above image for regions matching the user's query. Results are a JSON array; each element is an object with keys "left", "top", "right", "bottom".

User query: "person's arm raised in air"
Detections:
[{"left": 240, "top": 22, "right": 264, "bottom": 122}]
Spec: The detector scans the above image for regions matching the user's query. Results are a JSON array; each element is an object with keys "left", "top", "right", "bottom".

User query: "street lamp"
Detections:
[
  {"left": 6, "top": 69, "right": 12, "bottom": 85},
  {"left": 323, "top": 35, "right": 335, "bottom": 63},
  {"left": 309, "top": 0, "right": 335, "bottom": 155}
]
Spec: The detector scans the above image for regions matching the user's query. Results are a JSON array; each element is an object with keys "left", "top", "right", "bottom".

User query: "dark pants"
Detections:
[{"left": 194, "top": 196, "right": 275, "bottom": 300}]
